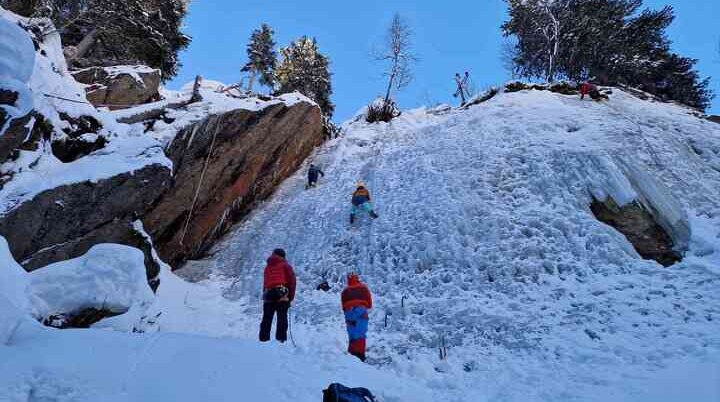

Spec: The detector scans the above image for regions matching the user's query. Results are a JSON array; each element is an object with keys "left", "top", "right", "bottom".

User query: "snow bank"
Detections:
[
  {"left": 0, "top": 235, "right": 435, "bottom": 402},
  {"left": 0, "top": 13, "right": 35, "bottom": 129},
  {"left": 0, "top": 323, "right": 435, "bottom": 402},
  {"left": 0, "top": 236, "right": 33, "bottom": 343},
  {"left": 28, "top": 244, "right": 154, "bottom": 321},
  {"left": 0, "top": 236, "right": 29, "bottom": 312}
]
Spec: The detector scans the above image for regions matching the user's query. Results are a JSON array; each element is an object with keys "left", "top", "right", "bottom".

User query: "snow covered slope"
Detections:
[{"left": 191, "top": 87, "right": 720, "bottom": 400}]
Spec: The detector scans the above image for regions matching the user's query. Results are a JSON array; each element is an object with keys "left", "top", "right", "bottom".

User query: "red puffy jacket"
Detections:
[
  {"left": 580, "top": 82, "right": 596, "bottom": 96},
  {"left": 263, "top": 255, "right": 296, "bottom": 301},
  {"left": 341, "top": 274, "right": 372, "bottom": 312}
]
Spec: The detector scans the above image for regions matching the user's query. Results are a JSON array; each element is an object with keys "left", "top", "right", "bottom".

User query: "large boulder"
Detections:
[
  {"left": 0, "top": 164, "right": 171, "bottom": 282},
  {"left": 72, "top": 66, "right": 161, "bottom": 110},
  {"left": 143, "top": 100, "right": 324, "bottom": 267}
]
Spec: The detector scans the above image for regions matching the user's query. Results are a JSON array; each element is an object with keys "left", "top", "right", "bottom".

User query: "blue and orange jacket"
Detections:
[
  {"left": 351, "top": 187, "right": 371, "bottom": 206},
  {"left": 341, "top": 274, "right": 372, "bottom": 312}
]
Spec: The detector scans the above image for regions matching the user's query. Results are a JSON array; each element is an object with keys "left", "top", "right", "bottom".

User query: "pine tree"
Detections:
[
  {"left": 275, "top": 36, "right": 334, "bottom": 117},
  {"left": 1, "top": 0, "right": 191, "bottom": 79},
  {"left": 502, "top": 0, "right": 713, "bottom": 111},
  {"left": 241, "top": 24, "right": 277, "bottom": 92}
]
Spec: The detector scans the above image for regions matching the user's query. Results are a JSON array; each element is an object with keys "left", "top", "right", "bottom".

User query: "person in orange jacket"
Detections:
[
  {"left": 350, "top": 182, "right": 378, "bottom": 224},
  {"left": 341, "top": 273, "right": 373, "bottom": 361}
]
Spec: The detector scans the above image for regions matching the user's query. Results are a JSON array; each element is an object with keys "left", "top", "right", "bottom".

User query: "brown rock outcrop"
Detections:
[
  {"left": 143, "top": 100, "right": 324, "bottom": 267},
  {"left": 590, "top": 198, "right": 682, "bottom": 267},
  {"left": 0, "top": 164, "right": 171, "bottom": 281},
  {"left": 72, "top": 66, "right": 161, "bottom": 110}
]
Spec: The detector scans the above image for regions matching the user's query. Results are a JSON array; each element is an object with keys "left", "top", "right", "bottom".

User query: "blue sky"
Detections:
[{"left": 170, "top": 0, "right": 720, "bottom": 122}]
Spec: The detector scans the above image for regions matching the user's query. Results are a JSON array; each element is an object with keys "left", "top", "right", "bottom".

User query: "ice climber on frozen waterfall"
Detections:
[
  {"left": 350, "top": 182, "right": 378, "bottom": 224},
  {"left": 341, "top": 273, "right": 373, "bottom": 362},
  {"left": 259, "top": 248, "right": 296, "bottom": 343},
  {"left": 306, "top": 163, "right": 325, "bottom": 189}
]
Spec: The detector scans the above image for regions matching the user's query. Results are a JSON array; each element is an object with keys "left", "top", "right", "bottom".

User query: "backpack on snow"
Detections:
[{"left": 322, "top": 383, "right": 376, "bottom": 402}]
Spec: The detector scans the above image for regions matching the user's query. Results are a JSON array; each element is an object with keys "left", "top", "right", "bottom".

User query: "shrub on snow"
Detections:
[{"left": 366, "top": 98, "right": 400, "bottom": 123}]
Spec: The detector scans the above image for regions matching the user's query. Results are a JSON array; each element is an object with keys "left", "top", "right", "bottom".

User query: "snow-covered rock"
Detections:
[
  {"left": 0, "top": 13, "right": 36, "bottom": 161},
  {"left": 0, "top": 236, "right": 29, "bottom": 310},
  {"left": 28, "top": 244, "right": 153, "bottom": 323},
  {"left": 72, "top": 65, "right": 162, "bottom": 110}
]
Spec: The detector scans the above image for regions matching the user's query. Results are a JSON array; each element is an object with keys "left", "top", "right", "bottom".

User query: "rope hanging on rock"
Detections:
[{"left": 179, "top": 116, "right": 221, "bottom": 246}]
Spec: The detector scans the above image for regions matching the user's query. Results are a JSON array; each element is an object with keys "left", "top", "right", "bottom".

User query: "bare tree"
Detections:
[
  {"left": 500, "top": 38, "right": 519, "bottom": 79},
  {"left": 539, "top": 0, "right": 563, "bottom": 82},
  {"left": 376, "top": 13, "right": 417, "bottom": 104},
  {"left": 503, "top": 0, "right": 569, "bottom": 82}
]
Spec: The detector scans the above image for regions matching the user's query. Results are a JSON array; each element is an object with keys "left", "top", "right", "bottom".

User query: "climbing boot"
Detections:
[
  {"left": 370, "top": 211, "right": 379, "bottom": 219},
  {"left": 350, "top": 214, "right": 355, "bottom": 224}
]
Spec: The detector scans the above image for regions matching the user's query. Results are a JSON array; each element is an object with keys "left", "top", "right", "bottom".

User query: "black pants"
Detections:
[{"left": 259, "top": 301, "right": 289, "bottom": 342}]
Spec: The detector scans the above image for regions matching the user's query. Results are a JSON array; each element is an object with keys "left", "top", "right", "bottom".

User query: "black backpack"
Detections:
[{"left": 322, "top": 383, "right": 376, "bottom": 402}]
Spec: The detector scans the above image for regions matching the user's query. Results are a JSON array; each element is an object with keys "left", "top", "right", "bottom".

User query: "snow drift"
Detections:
[{"left": 28, "top": 244, "right": 153, "bottom": 321}]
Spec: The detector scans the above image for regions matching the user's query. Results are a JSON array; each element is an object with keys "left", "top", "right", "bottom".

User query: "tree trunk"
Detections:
[
  {"left": 190, "top": 75, "right": 203, "bottom": 103},
  {"left": 247, "top": 71, "right": 256, "bottom": 93},
  {"left": 384, "top": 72, "right": 395, "bottom": 103},
  {"left": 67, "top": 28, "right": 99, "bottom": 62}
]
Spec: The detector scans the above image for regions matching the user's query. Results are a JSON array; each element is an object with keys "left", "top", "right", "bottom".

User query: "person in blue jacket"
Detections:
[{"left": 307, "top": 164, "right": 325, "bottom": 189}]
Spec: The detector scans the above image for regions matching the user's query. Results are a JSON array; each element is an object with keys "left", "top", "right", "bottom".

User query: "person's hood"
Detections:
[
  {"left": 347, "top": 273, "right": 361, "bottom": 286},
  {"left": 267, "top": 254, "right": 285, "bottom": 265}
]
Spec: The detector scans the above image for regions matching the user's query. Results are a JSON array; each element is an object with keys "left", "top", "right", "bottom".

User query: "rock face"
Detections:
[
  {"left": 1, "top": 99, "right": 325, "bottom": 277},
  {"left": 0, "top": 164, "right": 171, "bottom": 281},
  {"left": 0, "top": 112, "right": 33, "bottom": 163},
  {"left": 590, "top": 198, "right": 682, "bottom": 267},
  {"left": 143, "top": 101, "right": 324, "bottom": 267},
  {"left": 71, "top": 66, "right": 161, "bottom": 110}
]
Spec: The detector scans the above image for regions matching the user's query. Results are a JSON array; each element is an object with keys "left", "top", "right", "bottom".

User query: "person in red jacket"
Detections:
[
  {"left": 259, "top": 248, "right": 296, "bottom": 343},
  {"left": 580, "top": 80, "right": 606, "bottom": 101},
  {"left": 580, "top": 81, "right": 595, "bottom": 100},
  {"left": 341, "top": 273, "right": 373, "bottom": 361}
]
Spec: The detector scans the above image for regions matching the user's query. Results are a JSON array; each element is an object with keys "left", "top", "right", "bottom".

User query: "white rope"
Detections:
[{"left": 179, "top": 117, "right": 221, "bottom": 245}]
